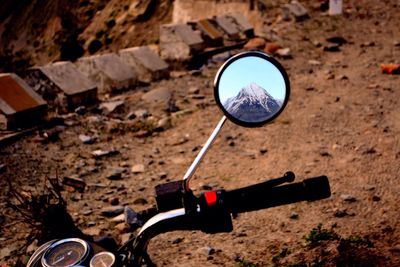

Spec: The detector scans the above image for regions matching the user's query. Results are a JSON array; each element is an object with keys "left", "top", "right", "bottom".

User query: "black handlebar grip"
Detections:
[{"left": 226, "top": 176, "right": 331, "bottom": 214}]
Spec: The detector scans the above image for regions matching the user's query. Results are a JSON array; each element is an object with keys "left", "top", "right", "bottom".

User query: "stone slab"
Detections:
[
  {"left": 160, "top": 41, "right": 191, "bottom": 62},
  {"left": 173, "top": 24, "right": 204, "bottom": 51},
  {"left": 159, "top": 24, "right": 182, "bottom": 43},
  {"left": 37, "top": 62, "right": 98, "bottom": 110},
  {"left": 39, "top": 62, "right": 97, "bottom": 96},
  {"left": 214, "top": 15, "right": 240, "bottom": 39},
  {"left": 0, "top": 73, "right": 47, "bottom": 129},
  {"left": 228, "top": 13, "right": 254, "bottom": 38},
  {"left": 159, "top": 24, "right": 191, "bottom": 61},
  {"left": 76, "top": 53, "right": 138, "bottom": 94},
  {"left": 119, "top": 46, "right": 169, "bottom": 82},
  {"left": 23, "top": 62, "right": 98, "bottom": 112},
  {"left": 196, "top": 19, "right": 224, "bottom": 46},
  {"left": 159, "top": 23, "right": 204, "bottom": 62}
]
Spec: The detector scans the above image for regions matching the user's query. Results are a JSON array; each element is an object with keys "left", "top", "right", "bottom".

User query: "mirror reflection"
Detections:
[{"left": 215, "top": 52, "right": 290, "bottom": 127}]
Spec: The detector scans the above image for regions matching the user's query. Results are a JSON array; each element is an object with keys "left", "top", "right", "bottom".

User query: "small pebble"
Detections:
[
  {"left": 372, "top": 195, "right": 381, "bottom": 202},
  {"left": 109, "top": 197, "right": 120, "bottom": 206},
  {"left": 341, "top": 194, "right": 357, "bottom": 202},
  {"left": 131, "top": 164, "right": 145, "bottom": 174},
  {"left": 172, "top": 237, "right": 184, "bottom": 244},
  {"left": 199, "top": 246, "right": 215, "bottom": 256}
]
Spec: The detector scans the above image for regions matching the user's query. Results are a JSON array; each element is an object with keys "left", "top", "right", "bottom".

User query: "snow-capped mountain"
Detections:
[{"left": 223, "top": 82, "right": 281, "bottom": 122}]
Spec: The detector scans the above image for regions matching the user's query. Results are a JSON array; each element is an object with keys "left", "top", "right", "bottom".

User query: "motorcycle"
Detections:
[{"left": 26, "top": 51, "right": 331, "bottom": 267}]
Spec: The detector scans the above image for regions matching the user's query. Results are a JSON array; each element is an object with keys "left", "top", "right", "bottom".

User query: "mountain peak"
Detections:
[
  {"left": 240, "top": 82, "right": 267, "bottom": 96},
  {"left": 237, "top": 82, "right": 274, "bottom": 102},
  {"left": 223, "top": 82, "right": 280, "bottom": 123}
]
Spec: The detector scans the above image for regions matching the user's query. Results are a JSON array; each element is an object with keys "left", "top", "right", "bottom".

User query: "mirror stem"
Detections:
[{"left": 183, "top": 116, "right": 227, "bottom": 191}]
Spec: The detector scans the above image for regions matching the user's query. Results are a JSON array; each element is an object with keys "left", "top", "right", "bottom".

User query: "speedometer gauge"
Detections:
[
  {"left": 90, "top": 251, "right": 115, "bottom": 267},
  {"left": 41, "top": 238, "right": 91, "bottom": 267}
]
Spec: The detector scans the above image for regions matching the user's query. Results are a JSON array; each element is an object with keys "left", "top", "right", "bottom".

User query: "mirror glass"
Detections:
[{"left": 214, "top": 51, "right": 290, "bottom": 127}]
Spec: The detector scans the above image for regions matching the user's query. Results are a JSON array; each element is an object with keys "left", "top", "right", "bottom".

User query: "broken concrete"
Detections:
[
  {"left": 119, "top": 46, "right": 169, "bottom": 83},
  {"left": 76, "top": 53, "right": 138, "bottom": 94},
  {"left": 159, "top": 24, "right": 204, "bottom": 62},
  {"left": 0, "top": 73, "right": 47, "bottom": 130},
  {"left": 23, "top": 62, "right": 98, "bottom": 112}
]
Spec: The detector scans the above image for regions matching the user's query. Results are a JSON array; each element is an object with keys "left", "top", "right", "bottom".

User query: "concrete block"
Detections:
[
  {"left": 23, "top": 62, "right": 98, "bottom": 112},
  {"left": 76, "top": 53, "right": 138, "bottom": 94},
  {"left": 159, "top": 23, "right": 204, "bottom": 62},
  {"left": 228, "top": 13, "right": 254, "bottom": 38},
  {"left": 119, "top": 46, "right": 169, "bottom": 82},
  {"left": 196, "top": 19, "right": 224, "bottom": 46},
  {"left": 0, "top": 73, "right": 47, "bottom": 129},
  {"left": 160, "top": 24, "right": 182, "bottom": 43},
  {"left": 160, "top": 25, "right": 190, "bottom": 62},
  {"left": 173, "top": 24, "right": 204, "bottom": 51},
  {"left": 160, "top": 42, "right": 191, "bottom": 62},
  {"left": 214, "top": 15, "right": 241, "bottom": 40},
  {"left": 22, "top": 68, "right": 59, "bottom": 109}
]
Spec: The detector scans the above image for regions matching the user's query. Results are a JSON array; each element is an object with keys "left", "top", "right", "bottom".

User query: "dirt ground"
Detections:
[{"left": 1, "top": 0, "right": 400, "bottom": 266}]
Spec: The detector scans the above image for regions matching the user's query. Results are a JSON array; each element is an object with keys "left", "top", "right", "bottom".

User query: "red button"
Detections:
[{"left": 204, "top": 191, "right": 217, "bottom": 206}]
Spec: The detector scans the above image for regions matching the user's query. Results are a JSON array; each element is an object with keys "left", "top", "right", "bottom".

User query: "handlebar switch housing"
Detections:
[
  {"left": 155, "top": 180, "right": 185, "bottom": 212},
  {"left": 197, "top": 190, "right": 233, "bottom": 234}
]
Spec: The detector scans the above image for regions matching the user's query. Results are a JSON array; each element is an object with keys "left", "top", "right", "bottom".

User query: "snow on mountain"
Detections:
[{"left": 223, "top": 82, "right": 281, "bottom": 122}]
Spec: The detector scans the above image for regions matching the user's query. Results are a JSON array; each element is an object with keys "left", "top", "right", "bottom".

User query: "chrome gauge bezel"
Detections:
[
  {"left": 26, "top": 239, "right": 58, "bottom": 267},
  {"left": 90, "top": 251, "right": 116, "bottom": 267},
  {"left": 41, "top": 238, "right": 91, "bottom": 267}
]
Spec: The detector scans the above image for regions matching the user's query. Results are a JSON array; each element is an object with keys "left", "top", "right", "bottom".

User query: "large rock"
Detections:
[
  {"left": 283, "top": 1, "right": 309, "bottom": 22},
  {"left": 119, "top": 46, "right": 169, "bottom": 82},
  {"left": 22, "top": 61, "right": 98, "bottom": 112},
  {"left": 0, "top": 73, "right": 47, "bottom": 129},
  {"left": 141, "top": 87, "right": 172, "bottom": 104},
  {"left": 76, "top": 53, "right": 138, "bottom": 94},
  {"left": 126, "top": 0, "right": 155, "bottom": 21},
  {"left": 100, "top": 206, "right": 125, "bottom": 217}
]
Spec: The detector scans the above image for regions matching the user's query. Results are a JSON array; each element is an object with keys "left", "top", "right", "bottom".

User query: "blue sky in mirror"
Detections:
[{"left": 218, "top": 56, "right": 286, "bottom": 104}]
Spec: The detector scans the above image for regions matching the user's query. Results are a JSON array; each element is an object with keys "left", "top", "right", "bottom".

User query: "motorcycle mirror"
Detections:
[{"left": 214, "top": 51, "right": 290, "bottom": 127}]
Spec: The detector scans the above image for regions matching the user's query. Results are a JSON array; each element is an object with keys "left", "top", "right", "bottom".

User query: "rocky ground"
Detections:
[
  {"left": 1, "top": 0, "right": 400, "bottom": 266},
  {"left": 0, "top": 0, "right": 173, "bottom": 72}
]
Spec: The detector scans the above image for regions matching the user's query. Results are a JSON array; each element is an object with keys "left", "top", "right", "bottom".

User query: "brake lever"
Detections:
[{"left": 261, "top": 171, "right": 295, "bottom": 188}]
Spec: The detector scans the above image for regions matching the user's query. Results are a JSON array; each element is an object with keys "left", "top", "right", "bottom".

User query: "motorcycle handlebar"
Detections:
[
  {"left": 126, "top": 175, "right": 330, "bottom": 265},
  {"left": 225, "top": 176, "right": 331, "bottom": 214}
]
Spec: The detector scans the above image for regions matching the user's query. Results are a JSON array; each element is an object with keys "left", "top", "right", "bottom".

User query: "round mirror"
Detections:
[{"left": 214, "top": 51, "right": 290, "bottom": 127}]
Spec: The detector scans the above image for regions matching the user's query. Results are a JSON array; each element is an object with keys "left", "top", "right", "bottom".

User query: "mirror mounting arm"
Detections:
[{"left": 182, "top": 116, "right": 227, "bottom": 191}]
